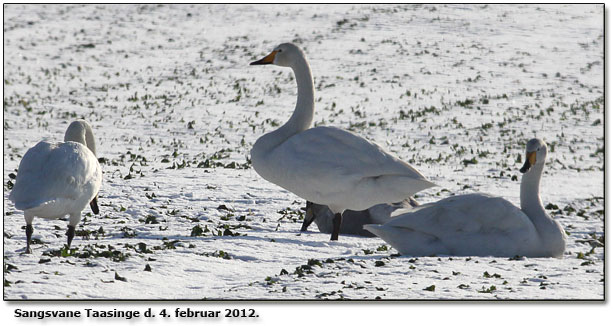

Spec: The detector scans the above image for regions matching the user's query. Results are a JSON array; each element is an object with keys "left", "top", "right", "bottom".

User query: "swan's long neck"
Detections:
[
  {"left": 288, "top": 57, "right": 315, "bottom": 133},
  {"left": 83, "top": 124, "right": 97, "bottom": 156},
  {"left": 65, "top": 121, "right": 97, "bottom": 156},
  {"left": 256, "top": 56, "right": 314, "bottom": 152},
  {"left": 520, "top": 162, "right": 565, "bottom": 255},
  {"left": 520, "top": 162, "right": 545, "bottom": 218}
]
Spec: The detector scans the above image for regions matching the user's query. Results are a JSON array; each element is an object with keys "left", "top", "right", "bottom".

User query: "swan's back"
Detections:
[
  {"left": 365, "top": 193, "right": 543, "bottom": 257},
  {"left": 9, "top": 141, "right": 101, "bottom": 217}
]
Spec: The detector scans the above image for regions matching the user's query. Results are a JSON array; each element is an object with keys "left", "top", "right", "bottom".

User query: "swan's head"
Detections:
[
  {"left": 250, "top": 43, "right": 305, "bottom": 68},
  {"left": 64, "top": 119, "right": 97, "bottom": 156},
  {"left": 520, "top": 138, "right": 547, "bottom": 173}
]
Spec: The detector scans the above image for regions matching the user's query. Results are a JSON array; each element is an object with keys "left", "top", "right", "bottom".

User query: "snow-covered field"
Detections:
[{"left": 3, "top": 4, "right": 604, "bottom": 300}]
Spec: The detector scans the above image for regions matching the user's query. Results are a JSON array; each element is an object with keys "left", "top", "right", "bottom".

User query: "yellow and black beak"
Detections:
[
  {"left": 250, "top": 50, "right": 277, "bottom": 65},
  {"left": 519, "top": 151, "right": 536, "bottom": 173}
]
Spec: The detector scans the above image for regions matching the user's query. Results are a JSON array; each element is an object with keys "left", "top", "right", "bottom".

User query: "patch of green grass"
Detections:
[
  {"left": 483, "top": 271, "right": 502, "bottom": 278},
  {"left": 376, "top": 245, "right": 389, "bottom": 252},
  {"left": 44, "top": 244, "right": 130, "bottom": 262},
  {"left": 478, "top": 285, "right": 496, "bottom": 293},
  {"left": 202, "top": 250, "right": 231, "bottom": 260},
  {"left": 462, "top": 157, "right": 478, "bottom": 166},
  {"left": 121, "top": 226, "right": 137, "bottom": 238},
  {"left": 190, "top": 224, "right": 209, "bottom": 237},
  {"left": 307, "top": 259, "right": 322, "bottom": 267},
  {"left": 145, "top": 215, "right": 159, "bottom": 224}
]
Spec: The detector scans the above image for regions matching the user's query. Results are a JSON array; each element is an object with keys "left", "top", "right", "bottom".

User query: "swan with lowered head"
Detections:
[
  {"left": 364, "top": 138, "right": 566, "bottom": 257},
  {"left": 9, "top": 120, "right": 102, "bottom": 253},
  {"left": 250, "top": 43, "right": 435, "bottom": 240},
  {"left": 301, "top": 198, "right": 419, "bottom": 237}
]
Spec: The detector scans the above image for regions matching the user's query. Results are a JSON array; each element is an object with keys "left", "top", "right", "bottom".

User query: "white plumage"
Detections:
[
  {"left": 364, "top": 138, "right": 566, "bottom": 258},
  {"left": 9, "top": 120, "right": 102, "bottom": 253},
  {"left": 250, "top": 43, "right": 434, "bottom": 240}
]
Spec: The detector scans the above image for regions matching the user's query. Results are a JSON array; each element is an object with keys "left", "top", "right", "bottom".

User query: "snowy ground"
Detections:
[{"left": 2, "top": 4, "right": 604, "bottom": 300}]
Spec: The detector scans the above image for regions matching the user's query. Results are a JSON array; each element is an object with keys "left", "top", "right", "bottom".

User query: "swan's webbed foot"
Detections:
[
  {"left": 330, "top": 213, "right": 342, "bottom": 241},
  {"left": 66, "top": 225, "right": 75, "bottom": 248}
]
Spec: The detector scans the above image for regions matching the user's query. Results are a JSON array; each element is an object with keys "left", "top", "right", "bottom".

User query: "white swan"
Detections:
[
  {"left": 364, "top": 138, "right": 566, "bottom": 258},
  {"left": 301, "top": 198, "right": 419, "bottom": 237},
  {"left": 250, "top": 43, "right": 435, "bottom": 240},
  {"left": 9, "top": 120, "right": 102, "bottom": 253}
]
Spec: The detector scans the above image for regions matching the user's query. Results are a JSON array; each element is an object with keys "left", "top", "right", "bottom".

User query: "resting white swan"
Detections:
[
  {"left": 9, "top": 120, "right": 102, "bottom": 253},
  {"left": 301, "top": 198, "right": 418, "bottom": 237},
  {"left": 364, "top": 138, "right": 566, "bottom": 258},
  {"left": 250, "top": 43, "right": 434, "bottom": 240}
]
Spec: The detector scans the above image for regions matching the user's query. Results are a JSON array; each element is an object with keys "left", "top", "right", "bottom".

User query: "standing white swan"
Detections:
[
  {"left": 9, "top": 120, "right": 102, "bottom": 253},
  {"left": 364, "top": 138, "right": 566, "bottom": 258},
  {"left": 250, "top": 43, "right": 435, "bottom": 240}
]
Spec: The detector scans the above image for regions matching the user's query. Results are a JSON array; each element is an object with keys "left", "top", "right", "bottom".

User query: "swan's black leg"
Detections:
[
  {"left": 330, "top": 212, "right": 342, "bottom": 241},
  {"left": 25, "top": 224, "right": 33, "bottom": 254},
  {"left": 300, "top": 201, "right": 316, "bottom": 232},
  {"left": 66, "top": 225, "right": 75, "bottom": 248},
  {"left": 90, "top": 195, "right": 99, "bottom": 215}
]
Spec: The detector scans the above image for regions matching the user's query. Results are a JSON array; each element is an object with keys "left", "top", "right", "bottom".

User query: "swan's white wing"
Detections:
[
  {"left": 386, "top": 193, "right": 533, "bottom": 234},
  {"left": 280, "top": 126, "right": 426, "bottom": 178},
  {"left": 10, "top": 141, "right": 101, "bottom": 212},
  {"left": 266, "top": 126, "right": 434, "bottom": 208}
]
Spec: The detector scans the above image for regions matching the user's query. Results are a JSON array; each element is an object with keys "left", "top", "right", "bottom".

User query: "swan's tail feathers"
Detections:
[
  {"left": 417, "top": 179, "right": 437, "bottom": 192},
  {"left": 363, "top": 224, "right": 385, "bottom": 238},
  {"left": 363, "top": 224, "right": 409, "bottom": 252},
  {"left": 13, "top": 198, "right": 56, "bottom": 212},
  {"left": 372, "top": 176, "right": 436, "bottom": 202},
  {"left": 364, "top": 224, "right": 419, "bottom": 255},
  {"left": 365, "top": 223, "right": 451, "bottom": 257}
]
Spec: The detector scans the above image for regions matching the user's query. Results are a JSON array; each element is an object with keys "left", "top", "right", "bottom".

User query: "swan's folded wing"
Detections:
[
  {"left": 385, "top": 193, "right": 533, "bottom": 237},
  {"left": 274, "top": 126, "right": 430, "bottom": 185}
]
